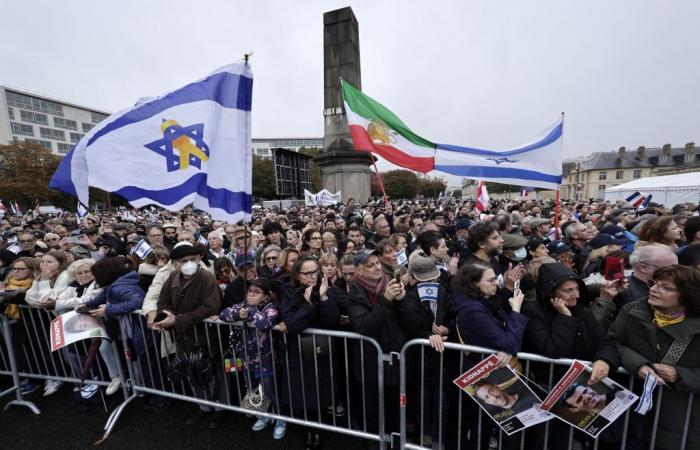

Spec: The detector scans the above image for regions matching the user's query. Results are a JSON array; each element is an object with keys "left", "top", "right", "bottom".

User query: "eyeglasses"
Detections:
[
  {"left": 648, "top": 280, "right": 679, "bottom": 293},
  {"left": 299, "top": 270, "right": 319, "bottom": 277},
  {"left": 45, "top": 238, "right": 59, "bottom": 242},
  {"left": 264, "top": 256, "right": 278, "bottom": 262}
]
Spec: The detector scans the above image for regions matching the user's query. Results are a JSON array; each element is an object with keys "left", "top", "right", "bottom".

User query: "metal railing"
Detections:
[{"left": 398, "top": 338, "right": 695, "bottom": 450}]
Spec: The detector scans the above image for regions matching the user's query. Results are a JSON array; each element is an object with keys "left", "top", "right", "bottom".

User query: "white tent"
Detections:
[{"left": 604, "top": 172, "right": 700, "bottom": 206}]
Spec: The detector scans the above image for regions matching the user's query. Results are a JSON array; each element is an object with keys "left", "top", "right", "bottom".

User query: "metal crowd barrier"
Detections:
[
  {"left": 0, "top": 313, "right": 40, "bottom": 414},
  {"left": 102, "top": 312, "right": 390, "bottom": 448},
  {"left": 0, "top": 305, "right": 130, "bottom": 414},
  {"left": 398, "top": 338, "right": 695, "bottom": 450}
]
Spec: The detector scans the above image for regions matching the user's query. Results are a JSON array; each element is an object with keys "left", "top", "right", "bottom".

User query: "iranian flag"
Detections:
[{"left": 341, "top": 80, "right": 435, "bottom": 173}]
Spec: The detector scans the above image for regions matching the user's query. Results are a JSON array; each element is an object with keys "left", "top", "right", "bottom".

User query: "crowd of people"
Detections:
[{"left": 0, "top": 195, "right": 699, "bottom": 450}]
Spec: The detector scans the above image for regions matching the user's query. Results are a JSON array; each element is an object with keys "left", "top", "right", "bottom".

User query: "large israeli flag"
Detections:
[
  {"left": 434, "top": 117, "right": 564, "bottom": 190},
  {"left": 50, "top": 62, "right": 253, "bottom": 222}
]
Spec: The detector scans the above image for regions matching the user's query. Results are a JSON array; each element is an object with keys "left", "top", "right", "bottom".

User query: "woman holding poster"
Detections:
[
  {"left": 609, "top": 265, "right": 700, "bottom": 450},
  {"left": 451, "top": 260, "right": 528, "bottom": 449}
]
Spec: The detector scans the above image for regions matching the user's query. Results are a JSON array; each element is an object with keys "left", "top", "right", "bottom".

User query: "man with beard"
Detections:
[{"left": 467, "top": 221, "right": 525, "bottom": 292}]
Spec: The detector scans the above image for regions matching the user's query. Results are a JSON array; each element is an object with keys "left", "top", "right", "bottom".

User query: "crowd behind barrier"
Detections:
[{"left": 1, "top": 195, "right": 700, "bottom": 450}]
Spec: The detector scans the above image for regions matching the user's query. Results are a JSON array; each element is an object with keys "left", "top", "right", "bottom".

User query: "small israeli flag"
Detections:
[
  {"left": 634, "top": 373, "right": 657, "bottom": 415},
  {"left": 197, "top": 234, "right": 209, "bottom": 246},
  {"left": 7, "top": 235, "right": 18, "bottom": 244},
  {"left": 396, "top": 248, "right": 408, "bottom": 267},
  {"left": 7, "top": 244, "right": 21, "bottom": 254},
  {"left": 130, "top": 239, "right": 153, "bottom": 259},
  {"left": 417, "top": 282, "right": 440, "bottom": 302}
]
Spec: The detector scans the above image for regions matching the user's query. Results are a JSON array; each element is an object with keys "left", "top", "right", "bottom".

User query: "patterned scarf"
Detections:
[
  {"left": 4, "top": 276, "right": 33, "bottom": 320},
  {"left": 353, "top": 272, "right": 388, "bottom": 305},
  {"left": 653, "top": 308, "right": 686, "bottom": 328}
]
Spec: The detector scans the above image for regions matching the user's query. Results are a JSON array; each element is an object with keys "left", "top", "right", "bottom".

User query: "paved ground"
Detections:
[{"left": 0, "top": 382, "right": 371, "bottom": 450}]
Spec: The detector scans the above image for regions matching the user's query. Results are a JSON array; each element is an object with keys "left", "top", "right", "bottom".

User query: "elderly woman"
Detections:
[
  {"left": 609, "top": 265, "right": 700, "bottom": 450},
  {"left": 321, "top": 231, "right": 337, "bottom": 254},
  {"left": 258, "top": 245, "right": 282, "bottom": 280},
  {"left": 56, "top": 259, "right": 122, "bottom": 396}
]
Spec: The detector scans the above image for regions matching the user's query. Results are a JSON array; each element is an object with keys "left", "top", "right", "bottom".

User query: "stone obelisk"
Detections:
[{"left": 314, "top": 7, "right": 371, "bottom": 203}]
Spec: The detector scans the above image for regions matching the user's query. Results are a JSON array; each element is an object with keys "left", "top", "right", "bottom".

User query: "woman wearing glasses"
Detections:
[
  {"left": 258, "top": 245, "right": 282, "bottom": 281},
  {"left": 301, "top": 228, "right": 324, "bottom": 260},
  {"left": 609, "top": 265, "right": 700, "bottom": 450},
  {"left": 280, "top": 255, "right": 339, "bottom": 450}
]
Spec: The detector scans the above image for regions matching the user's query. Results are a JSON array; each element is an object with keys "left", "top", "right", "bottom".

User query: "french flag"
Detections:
[
  {"left": 636, "top": 194, "right": 653, "bottom": 212},
  {"left": 625, "top": 191, "right": 646, "bottom": 207},
  {"left": 520, "top": 187, "right": 529, "bottom": 197}
]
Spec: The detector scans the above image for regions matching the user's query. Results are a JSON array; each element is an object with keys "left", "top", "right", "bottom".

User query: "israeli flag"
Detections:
[
  {"left": 197, "top": 234, "right": 209, "bottom": 246},
  {"left": 396, "top": 248, "right": 408, "bottom": 267},
  {"left": 7, "top": 244, "right": 21, "bottom": 255},
  {"left": 130, "top": 239, "right": 153, "bottom": 259},
  {"left": 434, "top": 116, "right": 564, "bottom": 190},
  {"left": 50, "top": 61, "right": 253, "bottom": 223},
  {"left": 417, "top": 282, "right": 440, "bottom": 302},
  {"left": 76, "top": 202, "right": 88, "bottom": 221}
]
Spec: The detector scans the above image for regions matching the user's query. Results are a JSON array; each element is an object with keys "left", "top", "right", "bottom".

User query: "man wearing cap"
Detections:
[
  {"left": 547, "top": 240, "right": 574, "bottom": 269},
  {"left": 153, "top": 241, "right": 224, "bottom": 426},
  {"left": 223, "top": 254, "right": 257, "bottom": 309},
  {"left": 346, "top": 248, "right": 408, "bottom": 435},
  {"left": 451, "top": 218, "right": 473, "bottom": 266},
  {"left": 530, "top": 218, "right": 552, "bottom": 242},
  {"left": 495, "top": 234, "right": 529, "bottom": 275}
]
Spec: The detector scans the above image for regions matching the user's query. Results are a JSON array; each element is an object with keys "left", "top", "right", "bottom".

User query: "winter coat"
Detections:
[
  {"left": 400, "top": 283, "right": 452, "bottom": 339},
  {"left": 608, "top": 300, "right": 700, "bottom": 450},
  {"left": 24, "top": 271, "right": 73, "bottom": 307},
  {"left": 56, "top": 280, "right": 102, "bottom": 312},
  {"left": 280, "top": 282, "right": 339, "bottom": 412},
  {"left": 346, "top": 281, "right": 410, "bottom": 387},
  {"left": 450, "top": 291, "right": 528, "bottom": 364},
  {"left": 220, "top": 301, "right": 280, "bottom": 374},
  {"left": 522, "top": 263, "right": 619, "bottom": 383},
  {"left": 157, "top": 268, "right": 222, "bottom": 353}
]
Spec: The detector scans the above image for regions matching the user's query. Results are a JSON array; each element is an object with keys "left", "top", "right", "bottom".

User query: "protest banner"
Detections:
[
  {"left": 454, "top": 354, "right": 553, "bottom": 435},
  {"left": 540, "top": 360, "right": 639, "bottom": 438},
  {"left": 50, "top": 311, "right": 109, "bottom": 352},
  {"left": 304, "top": 189, "right": 342, "bottom": 206}
]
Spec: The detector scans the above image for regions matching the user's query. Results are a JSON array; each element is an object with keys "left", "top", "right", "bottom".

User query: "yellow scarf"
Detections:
[
  {"left": 3, "top": 277, "right": 33, "bottom": 320},
  {"left": 653, "top": 308, "right": 686, "bottom": 328}
]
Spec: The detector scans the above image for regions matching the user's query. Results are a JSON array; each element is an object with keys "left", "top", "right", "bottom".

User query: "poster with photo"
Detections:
[
  {"left": 540, "top": 360, "right": 639, "bottom": 438},
  {"left": 50, "top": 311, "right": 108, "bottom": 351},
  {"left": 454, "top": 354, "right": 553, "bottom": 435}
]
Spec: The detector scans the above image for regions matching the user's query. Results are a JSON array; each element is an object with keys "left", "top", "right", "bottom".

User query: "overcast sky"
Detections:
[{"left": 3, "top": 1, "right": 699, "bottom": 187}]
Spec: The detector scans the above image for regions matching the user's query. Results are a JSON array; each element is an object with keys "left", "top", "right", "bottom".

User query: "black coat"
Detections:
[
  {"left": 346, "top": 281, "right": 410, "bottom": 386},
  {"left": 279, "top": 283, "right": 340, "bottom": 412}
]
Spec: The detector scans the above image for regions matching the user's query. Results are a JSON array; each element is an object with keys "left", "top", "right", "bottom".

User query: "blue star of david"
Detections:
[
  {"left": 425, "top": 288, "right": 435, "bottom": 296},
  {"left": 487, "top": 157, "right": 518, "bottom": 165},
  {"left": 144, "top": 121, "right": 210, "bottom": 172}
]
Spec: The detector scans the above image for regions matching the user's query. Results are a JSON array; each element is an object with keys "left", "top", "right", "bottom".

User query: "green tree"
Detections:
[
  {"left": 298, "top": 146, "right": 323, "bottom": 192},
  {"left": 252, "top": 155, "right": 276, "bottom": 199},
  {"left": 377, "top": 170, "right": 419, "bottom": 199},
  {"left": 0, "top": 141, "right": 72, "bottom": 208},
  {"left": 419, "top": 176, "right": 448, "bottom": 198},
  {"left": 485, "top": 181, "right": 519, "bottom": 194}
]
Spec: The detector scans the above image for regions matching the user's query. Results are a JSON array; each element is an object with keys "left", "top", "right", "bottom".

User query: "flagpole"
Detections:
[
  {"left": 371, "top": 157, "right": 389, "bottom": 205},
  {"left": 553, "top": 111, "right": 565, "bottom": 240}
]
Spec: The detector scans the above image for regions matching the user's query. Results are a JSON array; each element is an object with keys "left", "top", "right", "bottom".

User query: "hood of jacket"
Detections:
[{"left": 536, "top": 263, "right": 588, "bottom": 309}]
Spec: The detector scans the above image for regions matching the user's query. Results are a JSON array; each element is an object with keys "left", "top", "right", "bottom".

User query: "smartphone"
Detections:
[
  {"left": 75, "top": 306, "right": 92, "bottom": 314},
  {"left": 393, "top": 269, "right": 402, "bottom": 284},
  {"left": 604, "top": 256, "right": 625, "bottom": 281},
  {"left": 513, "top": 279, "right": 521, "bottom": 296}
]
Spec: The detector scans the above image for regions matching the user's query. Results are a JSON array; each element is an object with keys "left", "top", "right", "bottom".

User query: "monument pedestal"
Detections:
[
  {"left": 314, "top": 138, "right": 372, "bottom": 203},
  {"left": 317, "top": 7, "right": 371, "bottom": 204}
]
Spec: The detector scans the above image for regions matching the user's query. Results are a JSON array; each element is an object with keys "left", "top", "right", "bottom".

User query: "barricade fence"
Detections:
[
  {"left": 0, "top": 306, "right": 695, "bottom": 450},
  {"left": 399, "top": 338, "right": 694, "bottom": 450}
]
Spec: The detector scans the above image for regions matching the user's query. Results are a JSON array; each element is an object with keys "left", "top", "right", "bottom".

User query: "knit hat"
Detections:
[{"left": 408, "top": 251, "right": 440, "bottom": 282}]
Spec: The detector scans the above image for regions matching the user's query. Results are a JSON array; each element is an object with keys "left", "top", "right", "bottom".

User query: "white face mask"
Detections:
[
  {"left": 512, "top": 247, "right": 527, "bottom": 261},
  {"left": 180, "top": 260, "right": 198, "bottom": 276}
]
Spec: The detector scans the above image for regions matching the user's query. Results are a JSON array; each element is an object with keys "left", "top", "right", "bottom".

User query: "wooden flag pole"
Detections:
[{"left": 371, "top": 157, "right": 389, "bottom": 205}]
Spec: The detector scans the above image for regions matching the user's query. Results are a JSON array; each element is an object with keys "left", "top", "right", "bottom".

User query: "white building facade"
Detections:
[
  {"left": 252, "top": 137, "right": 322, "bottom": 159},
  {"left": 0, "top": 85, "right": 109, "bottom": 155}
]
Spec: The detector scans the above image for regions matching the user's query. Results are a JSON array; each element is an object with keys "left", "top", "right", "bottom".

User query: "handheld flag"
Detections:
[
  {"left": 635, "top": 194, "right": 653, "bottom": 213},
  {"left": 435, "top": 117, "right": 564, "bottom": 190},
  {"left": 7, "top": 244, "right": 21, "bottom": 255},
  {"left": 130, "top": 239, "right": 153, "bottom": 259},
  {"left": 396, "top": 248, "right": 408, "bottom": 267},
  {"left": 50, "top": 61, "right": 254, "bottom": 223},
  {"left": 197, "top": 234, "right": 209, "bottom": 246},
  {"left": 520, "top": 187, "right": 533, "bottom": 197},
  {"left": 341, "top": 80, "right": 435, "bottom": 173},
  {"left": 417, "top": 282, "right": 440, "bottom": 302},
  {"left": 14, "top": 202, "right": 22, "bottom": 215},
  {"left": 475, "top": 181, "right": 489, "bottom": 214}
]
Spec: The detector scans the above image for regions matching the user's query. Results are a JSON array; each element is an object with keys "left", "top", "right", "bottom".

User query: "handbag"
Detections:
[
  {"left": 299, "top": 335, "right": 331, "bottom": 360},
  {"left": 241, "top": 383, "right": 271, "bottom": 413}
]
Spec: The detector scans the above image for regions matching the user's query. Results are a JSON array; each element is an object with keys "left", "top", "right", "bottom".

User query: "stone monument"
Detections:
[{"left": 314, "top": 7, "right": 372, "bottom": 203}]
